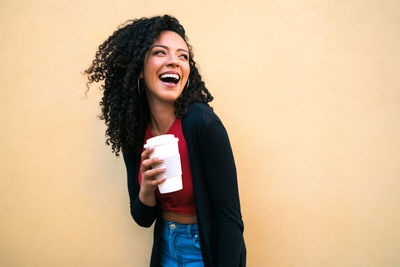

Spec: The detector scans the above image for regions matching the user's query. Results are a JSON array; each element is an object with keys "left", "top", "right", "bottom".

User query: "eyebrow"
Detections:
[{"left": 150, "top": 44, "right": 189, "bottom": 54}]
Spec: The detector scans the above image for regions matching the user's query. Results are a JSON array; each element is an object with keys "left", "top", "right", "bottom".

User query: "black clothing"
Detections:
[{"left": 122, "top": 103, "right": 246, "bottom": 266}]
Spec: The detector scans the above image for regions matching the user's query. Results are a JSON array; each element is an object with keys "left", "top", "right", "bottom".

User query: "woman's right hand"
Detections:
[{"left": 138, "top": 147, "right": 166, "bottom": 206}]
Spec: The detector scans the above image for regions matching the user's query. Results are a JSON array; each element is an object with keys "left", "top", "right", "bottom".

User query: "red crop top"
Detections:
[{"left": 138, "top": 118, "right": 196, "bottom": 215}]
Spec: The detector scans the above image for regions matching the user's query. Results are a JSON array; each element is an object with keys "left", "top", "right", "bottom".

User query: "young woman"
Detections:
[{"left": 85, "top": 15, "right": 246, "bottom": 267}]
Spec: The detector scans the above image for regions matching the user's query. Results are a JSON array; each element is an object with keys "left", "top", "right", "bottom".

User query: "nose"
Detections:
[{"left": 166, "top": 54, "right": 179, "bottom": 67}]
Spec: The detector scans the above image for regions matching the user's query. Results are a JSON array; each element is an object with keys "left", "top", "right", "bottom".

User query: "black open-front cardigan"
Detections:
[{"left": 122, "top": 102, "right": 246, "bottom": 266}]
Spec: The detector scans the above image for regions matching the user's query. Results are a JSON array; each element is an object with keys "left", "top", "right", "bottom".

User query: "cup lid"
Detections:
[{"left": 144, "top": 134, "right": 179, "bottom": 148}]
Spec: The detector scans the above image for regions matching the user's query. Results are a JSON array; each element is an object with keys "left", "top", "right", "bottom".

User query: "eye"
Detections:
[
  {"left": 153, "top": 50, "right": 166, "bottom": 56},
  {"left": 179, "top": 54, "right": 189, "bottom": 60}
]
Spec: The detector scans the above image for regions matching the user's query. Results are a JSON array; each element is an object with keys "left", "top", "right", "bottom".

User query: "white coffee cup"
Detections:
[{"left": 144, "top": 134, "right": 182, "bottom": 194}]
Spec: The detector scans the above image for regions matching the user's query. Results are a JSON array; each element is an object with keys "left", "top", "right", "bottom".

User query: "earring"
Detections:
[
  {"left": 185, "top": 79, "right": 190, "bottom": 90},
  {"left": 137, "top": 77, "right": 143, "bottom": 95}
]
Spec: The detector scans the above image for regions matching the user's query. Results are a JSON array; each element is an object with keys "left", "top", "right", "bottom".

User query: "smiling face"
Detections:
[{"left": 140, "top": 31, "right": 190, "bottom": 105}]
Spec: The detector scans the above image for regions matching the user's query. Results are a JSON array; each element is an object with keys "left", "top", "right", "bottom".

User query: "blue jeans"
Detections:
[{"left": 160, "top": 219, "right": 204, "bottom": 267}]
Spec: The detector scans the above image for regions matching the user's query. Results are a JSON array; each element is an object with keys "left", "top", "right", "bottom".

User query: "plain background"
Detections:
[{"left": 1, "top": 0, "right": 399, "bottom": 266}]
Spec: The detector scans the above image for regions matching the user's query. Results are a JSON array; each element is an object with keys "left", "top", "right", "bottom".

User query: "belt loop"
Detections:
[{"left": 187, "top": 224, "right": 192, "bottom": 237}]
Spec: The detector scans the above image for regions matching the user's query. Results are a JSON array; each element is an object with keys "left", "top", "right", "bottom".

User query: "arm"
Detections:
[
  {"left": 201, "top": 120, "right": 245, "bottom": 266},
  {"left": 122, "top": 148, "right": 164, "bottom": 227}
]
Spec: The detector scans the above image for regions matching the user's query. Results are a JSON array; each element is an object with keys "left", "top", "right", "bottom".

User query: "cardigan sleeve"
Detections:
[
  {"left": 122, "top": 149, "right": 158, "bottom": 227},
  {"left": 201, "top": 120, "right": 245, "bottom": 266}
]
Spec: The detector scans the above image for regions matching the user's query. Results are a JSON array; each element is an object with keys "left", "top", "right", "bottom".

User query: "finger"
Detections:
[
  {"left": 144, "top": 167, "right": 166, "bottom": 178},
  {"left": 150, "top": 177, "right": 166, "bottom": 186},
  {"left": 141, "top": 158, "right": 164, "bottom": 174},
  {"left": 141, "top": 147, "right": 154, "bottom": 160},
  {"left": 142, "top": 157, "right": 164, "bottom": 169}
]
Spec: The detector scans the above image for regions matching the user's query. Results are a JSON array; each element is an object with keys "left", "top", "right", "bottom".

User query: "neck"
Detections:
[{"left": 148, "top": 101, "right": 176, "bottom": 136}]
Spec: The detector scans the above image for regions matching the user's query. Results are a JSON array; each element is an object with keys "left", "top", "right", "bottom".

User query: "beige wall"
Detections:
[{"left": 1, "top": 0, "right": 399, "bottom": 266}]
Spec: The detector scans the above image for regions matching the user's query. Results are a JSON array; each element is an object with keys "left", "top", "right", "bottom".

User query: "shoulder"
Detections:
[
  {"left": 183, "top": 102, "right": 221, "bottom": 128},
  {"left": 182, "top": 102, "right": 226, "bottom": 145}
]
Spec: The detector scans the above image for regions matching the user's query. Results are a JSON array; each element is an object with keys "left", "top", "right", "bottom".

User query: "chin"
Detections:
[
  {"left": 146, "top": 85, "right": 184, "bottom": 104},
  {"left": 159, "top": 93, "right": 181, "bottom": 103}
]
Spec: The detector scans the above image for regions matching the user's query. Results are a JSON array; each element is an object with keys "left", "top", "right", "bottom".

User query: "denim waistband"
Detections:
[{"left": 161, "top": 219, "right": 199, "bottom": 236}]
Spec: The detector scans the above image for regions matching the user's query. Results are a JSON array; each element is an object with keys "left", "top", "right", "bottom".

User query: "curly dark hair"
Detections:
[{"left": 84, "top": 15, "right": 213, "bottom": 157}]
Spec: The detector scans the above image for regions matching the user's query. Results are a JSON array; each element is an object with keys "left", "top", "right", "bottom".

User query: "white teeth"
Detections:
[{"left": 160, "top": 73, "right": 180, "bottom": 80}]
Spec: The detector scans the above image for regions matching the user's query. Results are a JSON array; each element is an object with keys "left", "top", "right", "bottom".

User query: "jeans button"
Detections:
[{"left": 170, "top": 224, "right": 176, "bottom": 229}]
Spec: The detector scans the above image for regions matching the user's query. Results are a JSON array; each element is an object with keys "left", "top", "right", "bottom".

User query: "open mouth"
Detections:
[{"left": 159, "top": 73, "right": 180, "bottom": 84}]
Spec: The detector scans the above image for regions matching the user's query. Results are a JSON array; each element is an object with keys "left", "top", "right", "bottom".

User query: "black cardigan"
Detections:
[{"left": 122, "top": 103, "right": 246, "bottom": 267}]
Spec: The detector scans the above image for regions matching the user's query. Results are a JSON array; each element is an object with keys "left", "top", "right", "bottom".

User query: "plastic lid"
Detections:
[{"left": 144, "top": 134, "right": 179, "bottom": 148}]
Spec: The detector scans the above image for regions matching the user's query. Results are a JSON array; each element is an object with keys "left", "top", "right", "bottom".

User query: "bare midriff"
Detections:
[{"left": 162, "top": 211, "right": 197, "bottom": 225}]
